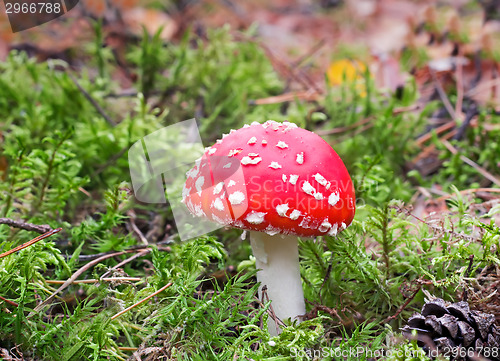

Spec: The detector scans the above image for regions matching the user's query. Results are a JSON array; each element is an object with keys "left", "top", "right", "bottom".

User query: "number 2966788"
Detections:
[{"left": 5, "top": 2, "right": 62, "bottom": 14}]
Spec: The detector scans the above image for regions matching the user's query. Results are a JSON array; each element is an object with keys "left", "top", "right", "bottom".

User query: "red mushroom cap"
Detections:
[{"left": 182, "top": 120, "right": 355, "bottom": 237}]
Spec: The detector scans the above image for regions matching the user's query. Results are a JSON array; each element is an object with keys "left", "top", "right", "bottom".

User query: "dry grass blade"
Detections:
[
  {"left": 45, "top": 277, "right": 142, "bottom": 285},
  {"left": 67, "top": 72, "right": 115, "bottom": 127},
  {"left": 0, "top": 228, "right": 62, "bottom": 259},
  {"left": 29, "top": 249, "right": 136, "bottom": 316},
  {"left": 111, "top": 282, "right": 173, "bottom": 320},
  {"left": 250, "top": 90, "right": 321, "bottom": 105},
  {"left": 436, "top": 188, "right": 500, "bottom": 201},
  {"left": 317, "top": 116, "right": 373, "bottom": 136}
]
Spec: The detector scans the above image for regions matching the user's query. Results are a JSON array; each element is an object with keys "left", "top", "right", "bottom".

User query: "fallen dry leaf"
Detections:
[
  {"left": 371, "top": 53, "right": 407, "bottom": 93},
  {"left": 122, "top": 7, "right": 177, "bottom": 41}
]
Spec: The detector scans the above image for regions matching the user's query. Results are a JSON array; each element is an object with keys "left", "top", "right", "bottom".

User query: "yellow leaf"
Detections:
[{"left": 327, "top": 59, "right": 368, "bottom": 96}]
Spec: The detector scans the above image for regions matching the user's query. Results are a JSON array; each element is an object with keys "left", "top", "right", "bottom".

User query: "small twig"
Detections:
[
  {"left": 126, "top": 210, "right": 148, "bottom": 245},
  {"left": 305, "top": 299, "right": 344, "bottom": 323},
  {"left": 292, "top": 39, "right": 326, "bottom": 68},
  {"left": 260, "top": 285, "right": 281, "bottom": 333},
  {"left": 466, "top": 77, "right": 500, "bottom": 98},
  {"left": 111, "top": 282, "right": 173, "bottom": 320},
  {"left": 0, "top": 228, "right": 62, "bottom": 259},
  {"left": 392, "top": 103, "right": 422, "bottom": 115},
  {"left": 250, "top": 90, "right": 321, "bottom": 105},
  {"left": 453, "top": 103, "right": 478, "bottom": 141},
  {"left": 91, "top": 145, "right": 129, "bottom": 177},
  {"left": 319, "top": 253, "right": 334, "bottom": 304},
  {"left": 384, "top": 285, "right": 422, "bottom": 323},
  {"left": 0, "top": 295, "right": 19, "bottom": 307},
  {"left": 100, "top": 249, "right": 151, "bottom": 280},
  {"left": 0, "top": 218, "right": 53, "bottom": 234},
  {"left": 67, "top": 72, "right": 115, "bottom": 126},
  {"left": 63, "top": 236, "right": 173, "bottom": 262},
  {"left": 45, "top": 277, "right": 142, "bottom": 285},
  {"left": 416, "top": 120, "right": 455, "bottom": 146},
  {"left": 118, "top": 347, "right": 138, "bottom": 352},
  {"left": 430, "top": 68, "right": 457, "bottom": 121},
  {"left": 463, "top": 255, "right": 475, "bottom": 302},
  {"left": 30, "top": 249, "right": 136, "bottom": 316},
  {"left": 455, "top": 48, "right": 464, "bottom": 121},
  {"left": 441, "top": 139, "right": 500, "bottom": 187}
]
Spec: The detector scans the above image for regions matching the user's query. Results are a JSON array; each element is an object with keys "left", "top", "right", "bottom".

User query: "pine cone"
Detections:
[{"left": 402, "top": 298, "right": 500, "bottom": 361}]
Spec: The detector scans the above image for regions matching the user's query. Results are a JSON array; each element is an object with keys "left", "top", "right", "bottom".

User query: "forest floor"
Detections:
[{"left": 1, "top": 0, "right": 500, "bottom": 360}]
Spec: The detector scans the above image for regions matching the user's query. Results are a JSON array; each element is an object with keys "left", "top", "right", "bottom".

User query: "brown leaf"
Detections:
[{"left": 122, "top": 8, "right": 177, "bottom": 41}]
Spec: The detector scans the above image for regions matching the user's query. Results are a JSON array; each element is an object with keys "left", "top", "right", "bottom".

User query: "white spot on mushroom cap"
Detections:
[
  {"left": 328, "top": 223, "right": 338, "bottom": 236},
  {"left": 212, "top": 214, "right": 230, "bottom": 225},
  {"left": 276, "top": 203, "right": 289, "bottom": 217},
  {"left": 289, "top": 209, "right": 301, "bottom": 220},
  {"left": 264, "top": 225, "right": 280, "bottom": 236},
  {"left": 283, "top": 121, "right": 298, "bottom": 131},
  {"left": 241, "top": 156, "right": 262, "bottom": 165},
  {"left": 227, "top": 180, "right": 236, "bottom": 187},
  {"left": 261, "top": 139, "right": 268, "bottom": 145},
  {"left": 299, "top": 216, "right": 312, "bottom": 229},
  {"left": 276, "top": 141, "right": 288, "bottom": 149},
  {"left": 213, "top": 182, "right": 224, "bottom": 195},
  {"left": 207, "top": 148, "right": 217, "bottom": 155},
  {"left": 289, "top": 174, "right": 299, "bottom": 185},
  {"left": 302, "top": 181, "right": 324, "bottom": 200},
  {"left": 234, "top": 221, "right": 245, "bottom": 228},
  {"left": 186, "top": 199, "right": 194, "bottom": 213},
  {"left": 282, "top": 174, "right": 287, "bottom": 183},
  {"left": 248, "top": 153, "right": 259, "bottom": 157},
  {"left": 313, "top": 173, "right": 328, "bottom": 187},
  {"left": 302, "top": 181, "right": 316, "bottom": 196},
  {"left": 212, "top": 198, "right": 225, "bottom": 211},
  {"left": 182, "top": 186, "right": 191, "bottom": 200},
  {"left": 228, "top": 149, "right": 242, "bottom": 157},
  {"left": 319, "top": 220, "right": 332, "bottom": 233},
  {"left": 194, "top": 204, "right": 205, "bottom": 217},
  {"left": 247, "top": 136, "right": 257, "bottom": 145},
  {"left": 251, "top": 121, "right": 260, "bottom": 126},
  {"left": 186, "top": 166, "right": 199, "bottom": 179},
  {"left": 268, "top": 161, "right": 282, "bottom": 169},
  {"left": 223, "top": 163, "right": 232, "bottom": 169},
  {"left": 328, "top": 192, "right": 340, "bottom": 207},
  {"left": 195, "top": 176, "right": 205, "bottom": 193},
  {"left": 340, "top": 222, "right": 347, "bottom": 231},
  {"left": 296, "top": 152, "right": 304, "bottom": 165},
  {"left": 245, "top": 211, "right": 266, "bottom": 224},
  {"left": 228, "top": 191, "right": 245, "bottom": 205}
]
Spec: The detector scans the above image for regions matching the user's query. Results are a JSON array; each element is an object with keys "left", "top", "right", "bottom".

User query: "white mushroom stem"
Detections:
[{"left": 249, "top": 231, "right": 306, "bottom": 335}]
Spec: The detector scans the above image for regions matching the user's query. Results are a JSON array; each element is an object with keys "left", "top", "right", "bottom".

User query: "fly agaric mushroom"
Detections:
[{"left": 182, "top": 120, "right": 355, "bottom": 334}]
